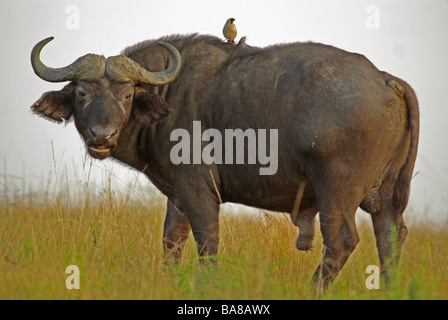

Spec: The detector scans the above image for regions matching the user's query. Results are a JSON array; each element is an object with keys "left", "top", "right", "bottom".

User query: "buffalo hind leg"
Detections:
[
  {"left": 308, "top": 159, "right": 366, "bottom": 289},
  {"left": 163, "top": 199, "right": 191, "bottom": 265},
  {"left": 312, "top": 206, "right": 360, "bottom": 290},
  {"left": 371, "top": 184, "right": 408, "bottom": 283}
]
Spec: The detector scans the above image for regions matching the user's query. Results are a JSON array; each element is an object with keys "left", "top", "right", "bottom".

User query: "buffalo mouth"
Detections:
[{"left": 88, "top": 144, "right": 112, "bottom": 159}]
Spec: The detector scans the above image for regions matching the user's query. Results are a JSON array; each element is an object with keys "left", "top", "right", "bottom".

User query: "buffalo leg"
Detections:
[
  {"left": 177, "top": 176, "right": 221, "bottom": 262},
  {"left": 313, "top": 208, "right": 359, "bottom": 289},
  {"left": 371, "top": 196, "right": 408, "bottom": 283},
  {"left": 163, "top": 199, "right": 191, "bottom": 264},
  {"left": 187, "top": 200, "right": 220, "bottom": 260},
  {"left": 307, "top": 159, "right": 368, "bottom": 289}
]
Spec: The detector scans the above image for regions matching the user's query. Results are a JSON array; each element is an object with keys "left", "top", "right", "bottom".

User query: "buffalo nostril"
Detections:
[
  {"left": 90, "top": 126, "right": 97, "bottom": 138},
  {"left": 89, "top": 125, "right": 117, "bottom": 142}
]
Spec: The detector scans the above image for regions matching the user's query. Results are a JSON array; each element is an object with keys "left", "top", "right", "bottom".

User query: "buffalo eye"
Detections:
[
  {"left": 125, "top": 94, "right": 132, "bottom": 101},
  {"left": 78, "top": 91, "right": 86, "bottom": 99}
]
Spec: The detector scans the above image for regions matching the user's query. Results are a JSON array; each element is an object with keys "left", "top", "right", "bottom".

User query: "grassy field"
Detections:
[{"left": 1, "top": 173, "right": 447, "bottom": 300}]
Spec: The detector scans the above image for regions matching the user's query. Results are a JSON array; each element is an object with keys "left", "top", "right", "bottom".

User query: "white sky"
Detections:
[{"left": 1, "top": 0, "right": 448, "bottom": 222}]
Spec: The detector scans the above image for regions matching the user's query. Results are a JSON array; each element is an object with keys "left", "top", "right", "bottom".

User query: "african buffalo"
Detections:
[{"left": 30, "top": 34, "right": 419, "bottom": 288}]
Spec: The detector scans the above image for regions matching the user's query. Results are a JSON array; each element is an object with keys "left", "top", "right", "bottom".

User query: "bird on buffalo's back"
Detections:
[{"left": 223, "top": 18, "right": 237, "bottom": 44}]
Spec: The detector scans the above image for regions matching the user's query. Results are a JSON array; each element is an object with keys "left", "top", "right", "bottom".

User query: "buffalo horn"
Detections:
[
  {"left": 31, "top": 37, "right": 105, "bottom": 82},
  {"left": 106, "top": 42, "right": 181, "bottom": 86}
]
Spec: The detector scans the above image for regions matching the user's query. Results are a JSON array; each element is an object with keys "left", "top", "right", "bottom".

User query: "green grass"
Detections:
[{"left": 1, "top": 175, "right": 447, "bottom": 299}]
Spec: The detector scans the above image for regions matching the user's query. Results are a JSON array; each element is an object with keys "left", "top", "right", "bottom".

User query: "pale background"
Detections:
[{"left": 1, "top": 0, "right": 447, "bottom": 224}]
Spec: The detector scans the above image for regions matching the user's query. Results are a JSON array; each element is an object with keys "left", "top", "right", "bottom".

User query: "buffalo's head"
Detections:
[{"left": 31, "top": 37, "right": 181, "bottom": 159}]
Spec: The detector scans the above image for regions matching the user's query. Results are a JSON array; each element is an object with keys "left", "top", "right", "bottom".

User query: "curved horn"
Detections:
[
  {"left": 31, "top": 37, "right": 105, "bottom": 82},
  {"left": 106, "top": 42, "right": 182, "bottom": 86}
]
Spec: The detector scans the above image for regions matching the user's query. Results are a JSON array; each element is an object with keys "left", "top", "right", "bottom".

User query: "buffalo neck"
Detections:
[{"left": 111, "top": 114, "right": 178, "bottom": 198}]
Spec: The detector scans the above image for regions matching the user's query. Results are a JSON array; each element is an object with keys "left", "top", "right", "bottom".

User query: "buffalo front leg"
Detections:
[
  {"left": 187, "top": 199, "right": 220, "bottom": 262},
  {"left": 163, "top": 199, "right": 191, "bottom": 264},
  {"left": 177, "top": 175, "right": 221, "bottom": 263}
]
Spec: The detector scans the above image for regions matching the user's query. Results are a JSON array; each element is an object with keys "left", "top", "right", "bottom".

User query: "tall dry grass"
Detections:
[{"left": 1, "top": 165, "right": 447, "bottom": 299}]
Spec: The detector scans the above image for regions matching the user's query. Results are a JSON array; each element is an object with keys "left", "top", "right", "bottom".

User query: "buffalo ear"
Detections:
[
  {"left": 133, "top": 93, "right": 174, "bottom": 126},
  {"left": 31, "top": 83, "right": 74, "bottom": 123}
]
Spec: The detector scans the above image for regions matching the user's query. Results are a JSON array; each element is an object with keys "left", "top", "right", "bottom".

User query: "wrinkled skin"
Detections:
[{"left": 31, "top": 34, "right": 419, "bottom": 289}]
